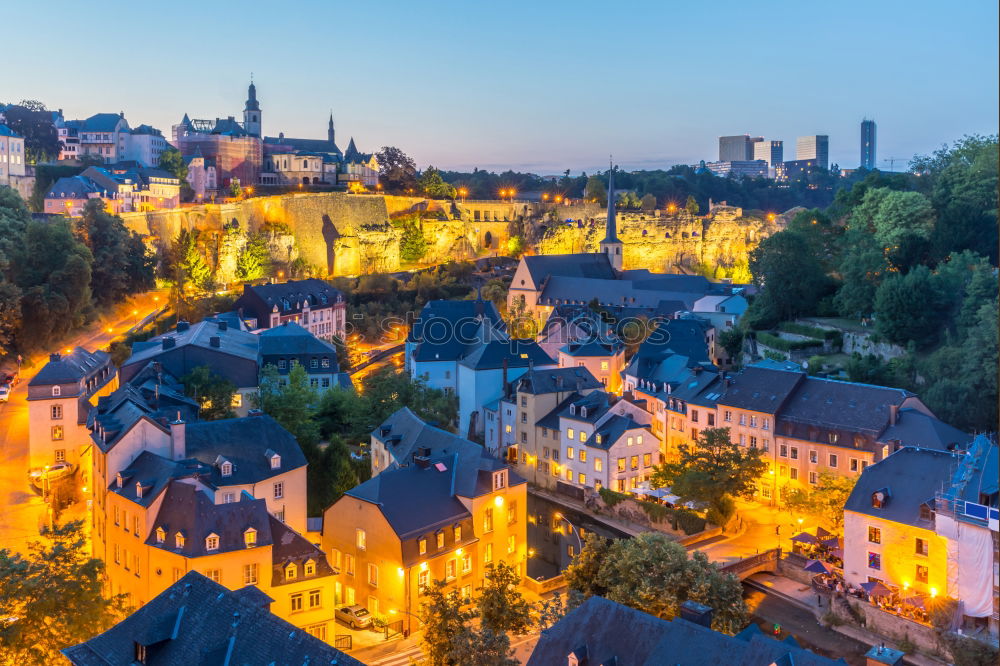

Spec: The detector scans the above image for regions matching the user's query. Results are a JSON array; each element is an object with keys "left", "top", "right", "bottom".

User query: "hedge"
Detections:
[
  {"left": 778, "top": 322, "right": 843, "bottom": 343},
  {"left": 756, "top": 332, "right": 821, "bottom": 352},
  {"left": 599, "top": 487, "right": 628, "bottom": 508}
]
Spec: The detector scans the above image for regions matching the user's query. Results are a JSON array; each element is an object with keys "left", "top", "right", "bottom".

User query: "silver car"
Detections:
[{"left": 335, "top": 605, "right": 371, "bottom": 629}]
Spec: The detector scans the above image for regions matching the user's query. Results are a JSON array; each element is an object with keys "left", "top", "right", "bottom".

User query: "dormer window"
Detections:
[
  {"left": 155, "top": 527, "right": 165, "bottom": 544},
  {"left": 872, "top": 490, "right": 887, "bottom": 509},
  {"left": 175, "top": 532, "right": 185, "bottom": 549},
  {"left": 269, "top": 454, "right": 281, "bottom": 470},
  {"left": 52, "top": 386, "right": 61, "bottom": 397},
  {"left": 135, "top": 482, "right": 143, "bottom": 499},
  {"left": 244, "top": 528, "right": 257, "bottom": 548},
  {"left": 304, "top": 559, "right": 316, "bottom": 576},
  {"left": 493, "top": 470, "right": 508, "bottom": 490},
  {"left": 220, "top": 461, "right": 233, "bottom": 477},
  {"left": 569, "top": 404, "right": 576, "bottom": 415},
  {"left": 206, "top": 533, "right": 219, "bottom": 551},
  {"left": 595, "top": 434, "right": 603, "bottom": 445},
  {"left": 581, "top": 407, "right": 587, "bottom": 418},
  {"left": 116, "top": 473, "right": 124, "bottom": 489},
  {"left": 285, "top": 563, "right": 297, "bottom": 580}
]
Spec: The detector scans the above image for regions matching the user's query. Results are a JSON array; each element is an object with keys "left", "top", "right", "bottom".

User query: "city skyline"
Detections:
[{"left": 2, "top": 0, "right": 997, "bottom": 173}]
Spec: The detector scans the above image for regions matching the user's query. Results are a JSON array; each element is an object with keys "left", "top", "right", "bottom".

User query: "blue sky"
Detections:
[{"left": 2, "top": 0, "right": 996, "bottom": 173}]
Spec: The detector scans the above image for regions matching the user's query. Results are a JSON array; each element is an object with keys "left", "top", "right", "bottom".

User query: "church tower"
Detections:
[
  {"left": 598, "top": 163, "right": 623, "bottom": 271},
  {"left": 327, "top": 112, "right": 336, "bottom": 148},
  {"left": 243, "top": 79, "right": 261, "bottom": 137}
]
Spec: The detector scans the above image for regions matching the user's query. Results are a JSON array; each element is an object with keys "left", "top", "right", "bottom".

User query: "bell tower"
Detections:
[
  {"left": 243, "top": 77, "right": 261, "bottom": 137},
  {"left": 598, "top": 160, "right": 623, "bottom": 271}
]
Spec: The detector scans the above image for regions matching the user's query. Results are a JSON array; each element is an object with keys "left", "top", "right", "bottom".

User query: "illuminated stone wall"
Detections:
[{"left": 120, "top": 194, "right": 779, "bottom": 277}]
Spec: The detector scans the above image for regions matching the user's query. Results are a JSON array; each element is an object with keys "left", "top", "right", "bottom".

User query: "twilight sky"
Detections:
[{"left": 3, "top": 0, "right": 997, "bottom": 174}]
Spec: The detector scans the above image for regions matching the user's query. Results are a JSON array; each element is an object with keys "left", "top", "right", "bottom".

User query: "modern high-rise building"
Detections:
[
  {"left": 719, "top": 135, "right": 753, "bottom": 161},
  {"left": 860, "top": 119, "right": 876, "bottom": 170},
  {"left": 753, "top": 140, "right": 784, "bottom": 167},
  {"left": 796, "top": 135, "right": 829, "bottom": 170}
]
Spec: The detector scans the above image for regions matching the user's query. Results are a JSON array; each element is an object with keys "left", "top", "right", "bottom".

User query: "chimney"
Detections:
[
  {"left": 218, "top": 320, "right": 228, "bottom": 331},
  {"left": 170, "top": 417, "right": 186, "bottom": 460},
  {"left": 49, "top": 353, "right": 61, "bottom": 363},
  {"left": 162, "top": 337, "right": 176, "bottom": 350},
  {"left": 209, "top": 336, "right": 221, "bottom": 348},
  {"left": 889, "top": 404, "right": 898, "bottom": 426},
  {"left": 176, "top": 321, "right": 190, "bottom": 332},
  {"left": 679, "top": 600, "right": 713, "bottom": 628}
]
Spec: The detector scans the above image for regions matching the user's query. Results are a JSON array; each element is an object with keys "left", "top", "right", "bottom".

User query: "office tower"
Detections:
[
  {"left": 719, "top": 135, "right": 752, "bottom": 162},
  {"left": 796, "top": 135, "right": 829, "bottom": 170},
  {"left": 753, "top": 140, "right": 784, "bottom": 167},
  {"left": 861, "top": 119, "right": 876, "bottom": 170}
]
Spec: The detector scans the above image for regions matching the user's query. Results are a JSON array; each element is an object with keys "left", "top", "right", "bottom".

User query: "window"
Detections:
[
  {"left": 779, "top": 444, "right": 788, "bottom": 457},
  {"left": 915, "top": 538, "right": 929, "bottom": 556},
  {"left": 206, "top": 569, "right": 221, "bottom": 583},
  {"left": 310, "top": 358, "right": 318, "bottom": 369},
  {"left": 51, "top": 426, "right": 64, "bottom": 441},
  {"left": 305, "top": 560, "right": 316, "bottom": 576},
  {"left": 749, "top": 436, "right": 757, "bottom": 448},
  {"left": 462, "top": 553, "right": 472, "bottom": 574},
  {"left": 790, "top": 447, "right": 799, "bottom": 460},
  {"left": 750, "top": 416, "right": 758, "bottom": 427},
  {"left": 206, "top": 534, "right": 219, "bottom": 551},
  {"left": 578, "top": 473, "right": 586, "bottom": 485},
  {"left": 808, "top": 471, "right": 817, "bottom": 484},
  {"left": 579, "top": 450, "right": 587, "bottom": 463},
  {"left": 919, "top": 504, "right": 933, "bottom": 521},
  {"left": 51, "top": 405, "right": 63, "bottom": 420},
  {"left": 763, "top": 418, "right": 770, "bottom": 430},
  {"left": 868, "top": 526, "right": 881, "bottom": 544},
  {"left": 273, "top": 482, "right": 284, "bottom": 499},
  {"left": 617, "top": 457, "right": 625, "bottom": 472},
  {"left": 454, "top": 525, "right": 462, "bottom": 542},
  {"left": 739, "top": 434, "right": 746, "bottom": 446},
  {"left": 567, "top": 447, "right": 575, "bottom": 460},
  {"left": 244, "top": 563, "right": 258, "bottom": 585},
  {"left": 507, "top": 535, "right": 516, "bottom": 554},
  {"left": 724, "top": 410, "right": 732, "bottom": 422},
  {"left": 507, "top": 501, "right": 517, "bottom": 524},
  {"left": 345, "top": 554, "right": 355, "bottom": 576},
  {"left": 779, "top": 464, "right": 787, "bottom": 477},
  {"left": 809, "top": 450, "right": 818, "bottom": 464},
  {"left": 52, "top": 386, "right": 61, "bottom": 397},
  {"left": 483, "top": 508, "right": 494, "bottom": 533},
  {"left": 270, "top": 454, "right": 281, "bottom": 469},
  {"left": 244, "top": 528, "right": 257, "bottom": 548},
  {"left": 565, "top": 468, "right": 572, "bottom": 481},
  {"left": 493, "top": 470, "right": 507, "bottom": 490},
  {"left": 627, "top": 436, "right": 634, "bottom": 447},
  {"left": 54, "top": 449, "right": 66, "bottom": 463},
  {"left": 286, "top": 563, "right": 298, "bottom": 581},
  {"left": 739, "top": 414, "right": 746, "bottom": 425},
  {"left": 868, "top": 552, "right": 881, "bottom": 570},
  {"left": 850, "top": 458, "right": 859, "bottom": 472},
  {"left": 691, "top": 409, "right": 699, "bottom": 423},
  {"left": 643, "top": 453, "right": 652, "bottom": 467},
  {"left": 418, "top": 570, "right": 429, "bottom": 591},
  {"left": 220, "top": 461, "right": 232, "bottom": 477},
  {"left": 505, "top": 424, "right": 511, "bottom": 433},
  {"left": 595, "top": 458, "right": 603, "bottom": 472},
  {"left": 484, "top": 543, "right": 493, "bottom": 563},
  {"left": 630, "top": 456, "right": 639, "bottom": 470},
  {"left": 567, "top": 428, "right": 574, "bottom": 440},
  {"left": 446, "top": 559, "right": 456, "bottom": 580},
  {"left": 915, "top": 565, "right": 928, "bottom": 584},
  {"left": 175, "top": 533, "right": 185, "bottom": 549},
  {"left": 155, "top": 526, "right": 164, "bottom": 543},
  {"left": 579, "top": 430, "right": 586, "bottom": 442},
  {"left": 291, "top": 592, "right": 303, "bottom": 612},
  {"left": 829, "top": 454, "right": 838, "bottom": 467},
  {"left": 461, "top": 585, "right": 472, "bottom": 600},
  {"left": 223, "top": 492, "right": 235, "bottom": 504},
  {"left": 520, "top": 413, "right": 526, "bottom": 423},
  {"left": 356, "top": 528, "right": 366, "bottom": 550},
  {"left": 367, "top": 563, "right": 378, "bottom": 587},
  {"left": 789, "top": 468, "right": 798, "bottom": 480}
]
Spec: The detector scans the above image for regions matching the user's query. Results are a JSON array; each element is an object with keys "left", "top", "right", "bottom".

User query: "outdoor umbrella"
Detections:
[
  {"left": 804, "top": 559, "right": 833, "bottom": 574},
  {"left": 860, "top": 581, "right": 892, "bottom": 597},
  {"left": 902, "top": 596, "right": 926, "bottom": 610},
  {"left": 831, "top": 547, "right": 844, "bottom": 559},
  {"left": 820, "top": 536, "right": 840, "bottom": 548},
  {"left": 791, "top": 532, "right": 819, "bottom": 545},
  {"left": 816, "top": 526, "right": 834, "bottom": 538}
]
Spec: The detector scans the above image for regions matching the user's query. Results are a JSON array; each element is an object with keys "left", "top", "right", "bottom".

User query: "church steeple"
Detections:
[
  {"left": 327, "top": 111, "right": 335, "bottom": 147},
  {"left": 243, "top": 77, "right": 261, "bottom": 137},
  {"left": 599, "top": 160, "right": 623, "bottom": 271}
]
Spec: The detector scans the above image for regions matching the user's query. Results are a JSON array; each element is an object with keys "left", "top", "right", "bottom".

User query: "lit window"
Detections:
[
  {"left": 175, "top": 532, "right": 185, "bottom": 549},
  {"left": 220, "top": 461, "right": 232, "bottom": 477},
  {"left": 484, "top": 543, "right": 493, "bottom": 563},
  {"left": 454, "top": 525, "right": 462, "bottom": 542},
  {"left": 270, "top": 454, "right": 281, "bottom": 469},
  {"left": 418, "top": 570, "right": 429, "bottom": 591},
  {"left": 579, "top": 450, "right": 587, "bottom": 463},
  {"left": 356, "top": 529, "right": 366, "bottom": 550},
  {"left": 868, "top": 526, "right": 881, "bottom": 544},
  {"left": 915, "top": 564, "right": 928, "bottom": 583},
  {"left": 51, "top": 426, "right": 64, "bottom": 441},
  {"left": 244, "top": 528, "right": 257, "bottom": 548},
  {"left": 286, "top": 563, "right": 298, "bottom": 581},
  {"left": 206, "top": 534, "right": 219, "bottom": 551},
  {"left": 368, "top": 563, "right": 378, "bottom": 587},
  {"left": 419, "top": 538, "right": 427, "bottom": 555},
  {"left": 578, "top": 473, "right": 586, "bottom": 485},
  {"left": 868, "top": 552, "right": 880, "bottom": 570},
  {"left": 273, "top": 482, "right": 283, "bottom": 499},
  {"left": 436, "top": 531, "right": 445, "bottom": 549},
  {"left": 462, "top": 553, "right": 472, "bottom": 573},
  {"left": 567, "top": 428, "right": 574, "bottom": 440},
  {"left": 567, "top": 447, "right": 575, "bottom": 460},
  {"left": 595, "top": 458, "right": 603, "bottom": 472},
  {"left": 915, "top": 538, "right": 928, "bottom": 556},
  {"left": 446, "top": 559, "right": 456, "bottom": 580},
  {"left": 291, "top": 592, "right": 303, "bottom": 612},
  {"left": 483, "top": 508, "right": 493, "bottom": 533},
  {"left": 507, "top": 535, "right": 516, "bottom": 553}
]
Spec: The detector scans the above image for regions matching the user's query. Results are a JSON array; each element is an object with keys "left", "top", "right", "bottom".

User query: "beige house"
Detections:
[{"left": 557, "top": 340, "right": 625, "bottom": 394}]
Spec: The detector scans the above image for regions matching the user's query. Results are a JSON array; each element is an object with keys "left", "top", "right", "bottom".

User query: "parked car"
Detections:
[
  {"left": 334, "top": 605, "right": 371, "bottom": 630},
  {"left": 28, "top": 462, "right": 76, "bottom": 488},
  {"left": 0, "top": 384, "right": 10, "bottom": 402}
]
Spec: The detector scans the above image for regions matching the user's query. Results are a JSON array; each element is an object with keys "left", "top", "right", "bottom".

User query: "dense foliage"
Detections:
[
  {"left": 0, "top": 99, "right": 60, "bottom": 163},
  {"left": 743, "top": 136, "right": 999, "bottom": 432},
  {"left": 564, "top": 532, "right": 750, "bottom": 634}
]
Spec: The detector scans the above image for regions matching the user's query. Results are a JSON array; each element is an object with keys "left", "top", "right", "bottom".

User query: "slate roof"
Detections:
[
  {"left": 409, "top": 298, "right": 506, "bottom": 363},
  {"left": 29, "top": 347, "right": 112, "bottom": 387},
  {"left": 183, "top": 415, "right": 308, "bottom": 486},
  {"left": 211, "top": 116, "right": 250, "bottom": 136},
  {"left": 263, "top": 136, "right": 342, "bottom": 156},
  {"left": 130, "top": 124, "right": 163, "bottom": 136},
  {"left": 586, "top": 414, "right": 647, "bottom": 450},
  {"left": 781, "top": 376, "right": 915, "bottom": 434},
  {"left": 560, "top": 339, "right": 623, "bottom": 357},
  {"left": 0, "top": 124, "right": 23, "bottom": 138},
  {"left": 237, "top": 279, "right": 343, "bottom": 318},
  {"left": 147, "top": 483, "right": 275, "bottom": 558},
  {"left": 944, "top": 435, "right": 998, "bottom": 505},
  {"left": 62, "top": 570, "right": 361, "bottom": 665},
  {"left": 459, "top": 339, "right": 554, "bottom": 371},
  {"left": 110, "top": 451, "right": 211, "bottom": 508},
  {"left": 553, "top": 391, "right": 612, "bottom": 425},
  {"left": 527, "top": 596, "right": 843, "bottom": 666},
  {"left": 374, "top": 407, "right": 481, "bottom": 469},
  {"left": 878, "top": 408, "right": 972, "bottom": 451},
  {"left": 125, "top": 319, "right": 260, "bottom": 372},
  {"left": 46, "top": 175, "right": 102, "bottom": 198},
  {"left": 513, "top": 367, "right": 602, "bottom": 395},
  {"left": 844, "top": 447, "right": 959, "bottom": 528},
  {"left": 82, "top": 112, "right": 127, "bottom": 132},
  {"left": 258, "top": 322, "right": 339, "bottom": 359},
  {"left": 536, "top": 392, "right": 587, "bottom": 430},
  {"left": 715, "top": 366, "right": 805, "bottom": 414},
  {"left": 521, "top": 253, "right": 617, "bottom": 285},
  {"left": 269, "top": 516, "right": 336, "bottom": 586}
]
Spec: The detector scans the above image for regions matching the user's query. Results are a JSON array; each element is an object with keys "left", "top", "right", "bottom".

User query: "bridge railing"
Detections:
[{"left": 719, "top": 548, "right": 781, "bottom": 576}]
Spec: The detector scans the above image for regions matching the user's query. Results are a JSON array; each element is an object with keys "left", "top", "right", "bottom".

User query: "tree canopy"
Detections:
[
  {"left": 375, "top": 146, "right": 418, "bottom": 193},
  {"left": 0, "top": 100, "right": 60, "bottom": 163}
]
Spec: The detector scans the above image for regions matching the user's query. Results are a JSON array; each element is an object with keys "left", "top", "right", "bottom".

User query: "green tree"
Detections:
[
  {"left": 235, "top": 232, "right": 271, "bottom": 281},
  {"left": 718, "top": 327, "right": 745, "bottom": 363},
  {"left": 76, "top": 199, "right": 154, "bottom": 307},
  {"left": 419, "top": 167, "right": 458, "bottom": 199},
  {"left": 180, "top": 365, "right": 236, "bottom": 420},
  {"left": 650, "top": 427, "right": 766, "bottom": 524},
  {"left": 640, "top": 193, "right": 657, "bottom": 210},
  {"left": 584, "top": 175, "right": 607, "bottom": 205},
  {"left": 505, "top": 235, "right": 524, "bottom": 258},
  {"left": 0, "top": 100, "right": 60, "bottom": 163},
  {"left": 399, "top": 220, "right": 428, "bottom": 263},
  {"left": 566, "top": 532, "right": 749, "bottom": 635},
  {"left": 449, "top": 626, "right": 518, "bottom": 666},
  {"left": 254, "top": 364, "right": 320, "bottom": 448},
  {"left": 0, "top": 521, "right": 123, "bottom": 664},
  {"left": 228, "top": 180, "right": 243, "bottom": 198},
  {"left": 158, "top": 147, "right": 193, "bottom": 201},
  {"left": 685, "top": 194, "right": 700, "bottom": 215},
  {"left": 872, "top": 265, "right": 948, "bottom": 348},
  {"left": 783, "top": 471, "right": 857, "bottom": 530},
  {"left": 419, "top": 580, "right": 474, "bottom": 666},
  {"left": 477, "top": 562, "right": 532, "bottom": 637},
  {"left": 834, "top": 229, "right": 886, "bottom": 318},
  {"left": 745, "top": 230, "right": 833, "bottom": 329},
  {"left": 866, "top": 189, "right": 935, "bottom": 271},
  {"left": 375, "top": 146, "right": 418, "bottom": 193},
  {"left": 174, "top": 229, "right": 213, "bottom": 291},
  {"left": 562, "top": 532, "right": 611, "bottom": 597}
]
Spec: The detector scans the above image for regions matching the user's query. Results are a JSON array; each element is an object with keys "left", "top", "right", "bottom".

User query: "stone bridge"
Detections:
[{"left": 718, "top": 548, "right": 782, "bottom": 580}]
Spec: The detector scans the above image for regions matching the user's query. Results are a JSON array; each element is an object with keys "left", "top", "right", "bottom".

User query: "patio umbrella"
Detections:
[
  {"left": 860, "top": 581, "right": 892, "bottom": 597},
  {"left": 830, "top": 547, "right": 844, "bottom": 559},
  {"left": 804, "top": 559, "right": 833, "bottom": 574},
  {"left": 791, "top": 532, "right": 819, "bottom": 545},
  {"left": 902, "top": 596, "right": 926, "bottom": 610},
  {"left": 815, "top": 526, "right": 834, "bottom": 538},
  {"left": 820, "top": 536, "right": 840, "bottom": 548}
]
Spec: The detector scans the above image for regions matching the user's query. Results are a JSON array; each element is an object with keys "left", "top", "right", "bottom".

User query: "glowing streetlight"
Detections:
[{"left": 541, "top": 192, "right": 550, "bottom": 201}]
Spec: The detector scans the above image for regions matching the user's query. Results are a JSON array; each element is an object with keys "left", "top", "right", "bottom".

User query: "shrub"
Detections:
[
  {"left": 928, "top": 596, "right": 959, "bottom": 631},
  {"left": 777, "top": 322, "right": 843, "bottom": 343},
  {"left": 599, "top": 487, "right": 628, "bottom": 508},
  {"left": 822, "top": 610, "right": 844, "bottom": 627},
  {"left": 638, "top": 500, "right": 669, "bottom": 523},
  {"left": 675, "top": 508, "right": 707, "bottom": 535},
  {"left": 945, "top": 633, "right": 1000, "bottom": 666},
  {"left": 757, "top": 332, "right": 821, "bottom": 352}
]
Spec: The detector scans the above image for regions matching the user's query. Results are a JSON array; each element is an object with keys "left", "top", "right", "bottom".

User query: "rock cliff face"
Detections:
[{"left": 119, "top": 194, "right": 779, "bottom": 278}]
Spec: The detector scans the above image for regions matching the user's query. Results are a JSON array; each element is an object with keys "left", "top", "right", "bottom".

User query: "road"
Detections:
[
  {"left": 694, "top": 499, "right": 804, "bottom": 565},
  {"left": 0, "top": 291, "right": 165, "bottom": 554}
]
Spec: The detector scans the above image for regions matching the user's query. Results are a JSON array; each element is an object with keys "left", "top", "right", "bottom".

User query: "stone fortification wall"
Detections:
[{"left": 119, "top": 194, "right": 780, "bottom": 278}]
